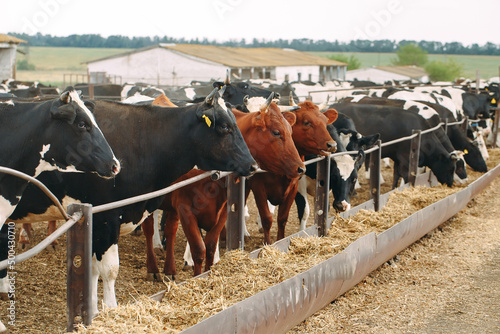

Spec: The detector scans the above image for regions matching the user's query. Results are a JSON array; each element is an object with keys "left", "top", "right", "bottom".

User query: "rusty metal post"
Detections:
[
  {"left": 369, "top": 140, "right": 382, "bottom": 211},
  {"left": 226, "top": 175, "right": 246, "bottom": 250},
  {"left": 315, "top": 155, "right": 331, "bottom": 236},
  {"left": 66, "top": 203, "right": 93, "bottom": 332},
  {"left": 408, "top": 130, "right": 422, "bottom": 187}
]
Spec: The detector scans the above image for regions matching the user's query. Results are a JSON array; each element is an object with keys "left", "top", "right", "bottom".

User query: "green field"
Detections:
[
  {"left": 16, "top": 46, "right": 131, "bottom": 87},
  {"left": 14, "top": 47, "right": 500, "bottom": 87},
  {"left": 312, "top": 52, "right": 500, "bottom": 80}
]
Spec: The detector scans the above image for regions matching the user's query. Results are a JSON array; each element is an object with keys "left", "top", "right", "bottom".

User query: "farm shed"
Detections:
[
  {"left": 346, "top": 65, "right": 429, "bottom": 84},
  {"left": 86, "top": 44, "right": 347, "bottom": 87},
  {"left": 0, "top": 34, "right": 27, "bottom": 81}
]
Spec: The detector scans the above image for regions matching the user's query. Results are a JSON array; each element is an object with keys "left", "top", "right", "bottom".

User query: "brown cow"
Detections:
[
  {"left": 143, "top": 98, "right": 305, "bottom": 279},
  {"left": 248, "top": 100, "right": 338, "bottom": 245}
]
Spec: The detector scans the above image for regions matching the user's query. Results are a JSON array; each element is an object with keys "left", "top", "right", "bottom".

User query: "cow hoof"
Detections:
[
  {"left": 0, "top": 293, "right": 9, "bottom": 301},
  {"left": 146, "top": 273, "right": 163, "bottom": 282},
  {"left": 182, "top": 263, "right": 193, "bottom": 271},
  {"left": 258, "top": 227, "right": 264, "bottom": 233},
  {"left": 18, "top": 243, "right": 30, "bottom": 250},
  {"left": 164, "top": 275, "right": 175, "bottom": 282}
]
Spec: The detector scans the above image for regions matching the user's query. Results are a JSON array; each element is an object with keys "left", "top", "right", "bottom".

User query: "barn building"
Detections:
[
  {"left": 86, "top": 44, "right": 347, "bottom": 87},
  {"left": 0, "top": 34, "right": 27, "bottom": 81},
  {"left": 346, "top": 65, "right": 429, "bottom": 84}
]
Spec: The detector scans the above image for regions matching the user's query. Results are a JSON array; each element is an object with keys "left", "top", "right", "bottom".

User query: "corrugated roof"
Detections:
[
  {"left": 375, "top": 65, "right": 427, "bottom": 78},
  {"left": 0, "top": 34, "right": 27, "bottom": 44},
  {"left": 87, "top": 44, "right": 347, "bottom": 67}
]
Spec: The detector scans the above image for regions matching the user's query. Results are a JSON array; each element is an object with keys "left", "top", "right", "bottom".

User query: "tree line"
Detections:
[{"left": 9, "top": 33, "right": 500, "bottom": 56}]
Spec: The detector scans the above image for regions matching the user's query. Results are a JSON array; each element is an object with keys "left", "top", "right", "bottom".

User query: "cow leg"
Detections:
[
  {"left": 204, "top": 204, "right": 227, "bottom": 271},
  {"left": 96, "top": 243, "right": 119, "bottom": 309},
  {"left": 47, "top": 220, "right": 58, "bottom": 251},
  {"left": 91, "top": 255, "right": 100, "bottom": 317},
  {"left": 295, "top": 176, "right": 309, "bottom": 230},
  {"left": 152, "top": 210, "right": 163, "bottom": 256},
  {"left": 0, "top": 225, "right": 9, "bottom": 301},
  {"left": 252, "top": 190, "right": 274, "bottom": 245},
  {"left": 179, "top": 213, "right": 205, "bottom": 277},
  {"left": 142, "top": 215, "right": 162, "bottom": 282},
  {"left": 18, "top": 223, "right": 33, "bottom": 249},
  {"left": 276, "top": 185, "right": 298, "bottom": 241},
  {"left": 183, "top": 242, "right": 194, "bottom": 268},
  {"left": 162, "top": 210, "right": 179, "bottom": 280}
]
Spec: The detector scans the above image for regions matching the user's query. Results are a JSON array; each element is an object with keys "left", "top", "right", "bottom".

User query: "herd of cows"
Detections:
[{"left": 0, "top": 74, "right": 498, "bottom": 330}]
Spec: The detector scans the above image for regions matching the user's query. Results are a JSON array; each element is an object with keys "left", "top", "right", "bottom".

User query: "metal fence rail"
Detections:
[{"left": 0, "top": 111, "right": 478, "bottom": 331}]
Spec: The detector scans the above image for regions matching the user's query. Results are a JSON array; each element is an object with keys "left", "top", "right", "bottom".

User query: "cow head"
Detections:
[
  {"left": 194, "top": 87, "right": 258, "bottom": 176},
  {"left": 330, "top": 151, "right": 365, "bottom": 212},
  {"left": 213, "top": 71, "right": 276, "bottom": 106},
  {"left": 234, "top": 93, "right": 305, "bottom": 179},
  {"left": 45, "top": 87, "right": 120, "bottom": 178},
  {"left": 290, "top": 100, "right": 338, "bottom": 156},
  {"left": 426, "top": 151, "right": 457, "bottom": 187}
]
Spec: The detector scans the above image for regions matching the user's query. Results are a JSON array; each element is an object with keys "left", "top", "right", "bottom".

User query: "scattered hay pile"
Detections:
[{"left": 77, "top": 182, "right": 465, "bottom": 333}]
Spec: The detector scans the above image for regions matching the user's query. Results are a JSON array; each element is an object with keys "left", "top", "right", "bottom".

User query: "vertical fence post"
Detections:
[
  {"left": 226, "top": 175, "right": 246, "bottom": 251},
  {"left": 369, "top": 140, "right": 382, "bottom": 211},
  {"left": 408, "top": 130, "right": 422, "bottom": 187},
  {"left": 476, "top": 70, "right": 480, "bottom": 95},
  {"left": 443, "top": 118, "right": 449, "bottom": 135},
  {"left": 493, "top": 108, "right": 500, "bottom": 149},
  {"left": 315, "top": 155, "right": 331, "bottom": 236},
  {"left": 66, "top": 203, "right": 93, "bottom": 332}
]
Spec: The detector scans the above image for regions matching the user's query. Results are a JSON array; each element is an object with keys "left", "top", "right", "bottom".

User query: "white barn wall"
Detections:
[
  {"left": 275, "top": 65, "right": 320, "bottom": 82},
  {"left": 0, "top": 46, "right": 16, "bottom": 81},
  {"left": 88, "top": 47, "right": 227, "bottom": 86}
]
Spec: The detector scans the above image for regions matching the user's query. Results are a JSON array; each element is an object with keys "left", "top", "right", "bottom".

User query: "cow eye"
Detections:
[
  {"left": 272, "top": 129, "right": 281, "bottom": 137},
  {"left": 218, "top": 123, "right": 230, "bottom": 135},
  {"left": 78, "top": 121, "right": 89, "bottom": 130},
  {"left": 304, "top": 121, "right": 311, "bottom": 126}
]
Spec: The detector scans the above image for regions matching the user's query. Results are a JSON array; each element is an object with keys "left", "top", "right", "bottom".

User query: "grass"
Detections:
[
  {"left": 16, "top": 46, "right": 131, "bottom": 87},
  {"left": 312, "top": 52, "right": 500, "bottom": 80},
  {"left": 13, "top": 46, "right": 500, "bottom": 87}
]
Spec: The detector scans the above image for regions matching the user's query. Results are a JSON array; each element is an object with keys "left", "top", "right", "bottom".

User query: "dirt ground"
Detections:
[
  {"left": 0, "top": 150, "right": 499, "bottom": 333},
  {"left": 290, "top": 163, "right": 500, "bottom": 333}
]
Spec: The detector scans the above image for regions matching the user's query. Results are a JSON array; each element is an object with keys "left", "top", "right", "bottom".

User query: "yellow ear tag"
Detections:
[
  {"left": 202, "top": 114, "right": 212, "bottom": 127},
  {"left": 464, "top": 149, "right": 468, "bottom": 154},
  {"left": 492, "top": 98, "right": 497, "bottom": 104}
]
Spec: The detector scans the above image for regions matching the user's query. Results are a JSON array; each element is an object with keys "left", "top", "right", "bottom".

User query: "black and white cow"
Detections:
[
  {"left": 9, "top": 88, "right": 257, "bottom": 317},
  {"left": 341, "top": 95, "right": 472, "bottom": 182},
  {"left": 0, "top": 87, "right": 120, "bottom": 227},
  {"left": 295, "top": 122, "right": 376, "bottom": 227},
  {"left": 0, "top": 87, "right": 120, "bottom": 331},
  {"left": 331, "top": 103, "right": 457, "bottom": 188}
]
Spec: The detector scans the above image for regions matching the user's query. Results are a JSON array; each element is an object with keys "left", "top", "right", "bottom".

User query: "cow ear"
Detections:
[
  {"left": 323, "top": 108, "right": 338, "bottom": 124},
  {"left": 51, "top": 102, "right": 76, "bottom": 124},
  {"left": 197, "top": 108, "right": 214, "bottom": 128},
  {"left": 213, "top": 81, "right": 224, "bottom": 90},
  {"left": 84, "top": 100, "right": 95, "bottom": 112},
  {"left": 282, "top": 111, "right": 297, "bottom": 127},
  {"left": 359, "top": 133, "right": 380, "bottom": 149}
]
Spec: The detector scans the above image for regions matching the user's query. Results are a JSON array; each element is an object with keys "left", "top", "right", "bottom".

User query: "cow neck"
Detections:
[
  {"left": 93, "top": 101, "right": 200, "bottom": 190},
  {"left": 0, "top": 100, "right": 53, "bottom": 177}
]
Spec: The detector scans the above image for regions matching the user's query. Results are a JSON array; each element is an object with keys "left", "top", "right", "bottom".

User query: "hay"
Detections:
[{"left": 77, "top": 170, "right": 474, "bottom": 333}]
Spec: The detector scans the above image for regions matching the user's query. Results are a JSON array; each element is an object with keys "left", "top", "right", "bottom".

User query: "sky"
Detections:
[{"left": 2, "top": 0, "right": 499, "bottom": 46}]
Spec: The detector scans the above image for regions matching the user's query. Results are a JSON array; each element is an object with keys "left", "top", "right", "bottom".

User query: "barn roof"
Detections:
[
  {"left": 375, "top": 65, "right": 427, "bottom": 79},
  {"left": 0, "top": 34, "right": 27, "bottom": 44},
  {"left": 86, "top": 44, "right": 347, "bottom": 67}
]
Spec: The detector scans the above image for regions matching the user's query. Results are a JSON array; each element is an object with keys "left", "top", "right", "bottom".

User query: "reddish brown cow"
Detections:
[
  {"left": 248, "top": 101, "right": 338, "bottom": 245},
  {"left": 143, "top": 99, "right": 305, "bottom": 279}
]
